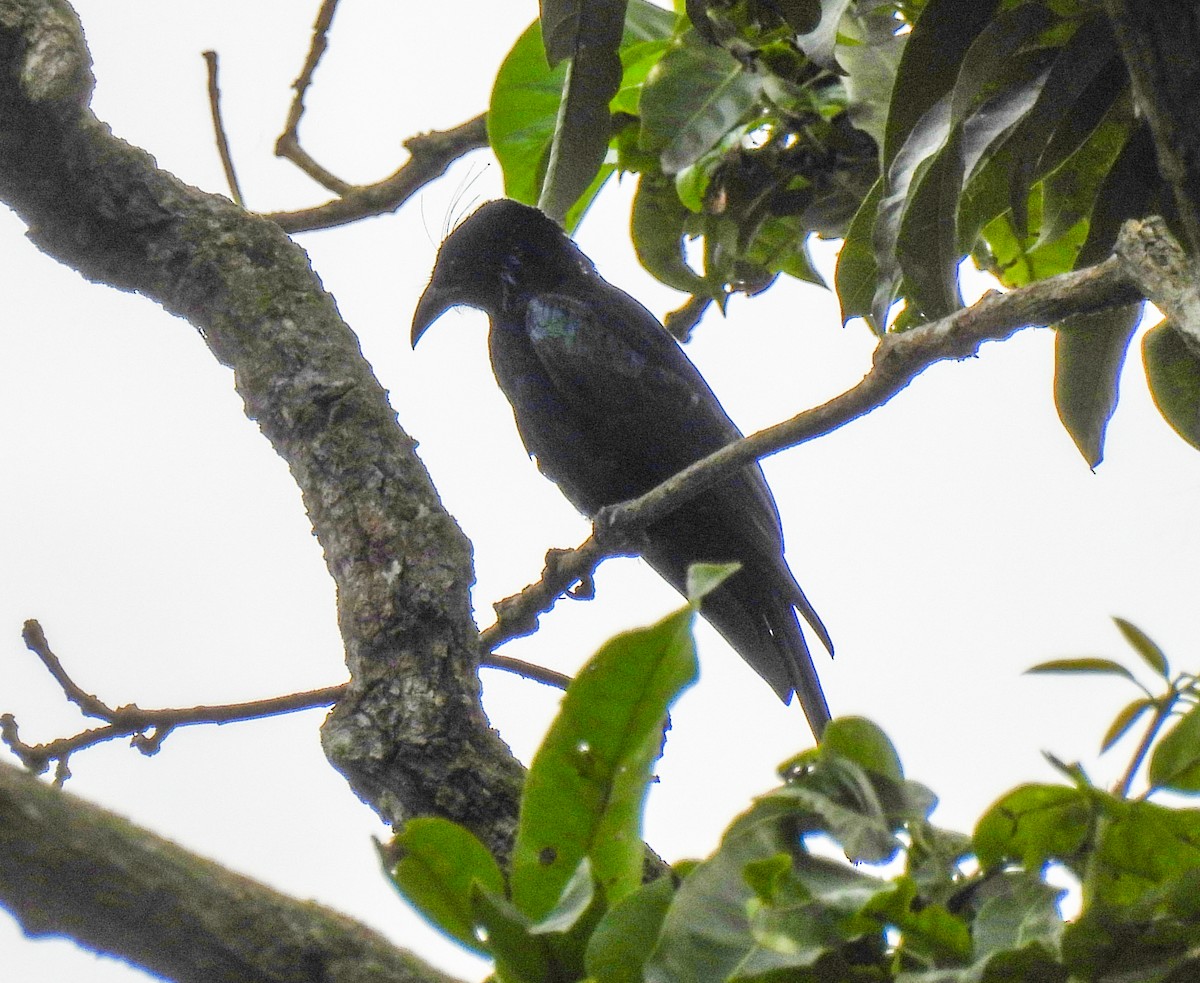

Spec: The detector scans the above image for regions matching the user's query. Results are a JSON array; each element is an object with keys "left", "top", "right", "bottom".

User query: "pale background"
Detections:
[{"left": 3, "top": 2, "right": 1198, "bottom": 981}]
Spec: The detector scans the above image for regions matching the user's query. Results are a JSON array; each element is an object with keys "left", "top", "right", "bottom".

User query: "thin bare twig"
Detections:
[
  {"left": 8, "top": 618, "right": 569, "bottom": 778},
  {"left": 4, "top": 620, "right": 345, "bottom": 780},
  {"left": 478, "top": 242, "right": 1151, "bottom": 651},
  {"left": 201, "top": 50, "right": 244, "bottom": 206},
  {"left": 480, "top": 654, "right": 571, "bottom": 690},
  {"left": 266, "top": 114, "right": 489, "bottom": 233},
  {"left": 274, "top": 0, "right": 353, "bottom": 195}
]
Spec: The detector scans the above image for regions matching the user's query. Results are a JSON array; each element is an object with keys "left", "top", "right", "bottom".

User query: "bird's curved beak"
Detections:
[{"left": 411, "top": 282, "right": 456, "bottom": 348}]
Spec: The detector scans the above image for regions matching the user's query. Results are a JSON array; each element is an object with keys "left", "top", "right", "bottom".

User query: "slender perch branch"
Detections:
[{"left": 480, "top": 244, "right": 1150, "bottom": 650}]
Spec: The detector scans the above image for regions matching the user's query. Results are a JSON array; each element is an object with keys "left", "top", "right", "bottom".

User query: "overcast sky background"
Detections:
[{"left": 4, "top": 3, "right": 1200, "bottom": 981}]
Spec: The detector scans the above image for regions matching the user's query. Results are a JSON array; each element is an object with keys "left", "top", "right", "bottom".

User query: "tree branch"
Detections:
[
  {"left": 481, "top": 246, "right": 1148, "bottom": 649},
  {"left": 265, "top": 114, "right": 489, "bottom": 234},
  {"left": 0, "top": 0, "right": 521, "bottom": 859},
  {"left": 0, "top": 760, "right": 463, "bottom": 983},
  {"left": 1104, "top": 1, "right": 1200, "bottom": 261},
  {"left": 2, "top": 619, "right": 347, "bottom": 779},
  {"left": 201, "top": 48, "right": 244, "bottom": 205}
]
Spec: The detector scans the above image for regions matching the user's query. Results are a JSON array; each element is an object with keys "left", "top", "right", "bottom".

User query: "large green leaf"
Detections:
[
  {"left": 1003, "top": 15, "right": 1120, "bottom": 236},
  {"left": 881, "top": 0, "right": 1000, "bottom": 170},
  {"left": 644, "top": 799, "right": 865, "bottom": 983},
  {"left": 389, "top": 818, "right": 506, "bottom": 956},
  {"left": 1052, "top": 126, "right": 1156, "bottom": 466},
  {"left": 631, "top": 171, "right": 711, "bottom": 294},
  {"left": 489, "top": 1, "right": 675, "bottom": 211},
  {"left": 538, "top": 1, "right": 628, "bottom": 223},
  {"left": 639, "top": 34, "right": 765, "bottom": 174},
  {"left": 1148, "top": 704, "right": 1200, "bottom": 794},
  {"left": 1054, "top": 305, "right": 1140, "bottom": 469},
  {"left": 974, "top": 784, "right": 1094, "bottom": 872},
  {"left": 793, "top": 0, "right": 853, "bottom": 72},
  {"left": 584, "top": 875, "right": 675, "bottom": 983},
  {"left": 490, "top": 19, "right": 568, "bottom": 206},
  {"left": 509, "top": 598, "right": 704, "bottom": 920},
  {"left": 1088, "top": 799, "right": 1200, "bottom": 908},
  {"left": 1144, "top": 319, "right": 1200, "bottom": 451},
  {"left": 835, "top": 176, "right": 883, "bottom": 330}
]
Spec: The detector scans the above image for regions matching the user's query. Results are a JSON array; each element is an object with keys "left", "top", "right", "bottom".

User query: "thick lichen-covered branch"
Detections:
[
  {"left": 0, "top": 760, "right": 463, "bottom": 983},
  {"left": 0, "top": 0, "right": 521, "bottom": 856}
]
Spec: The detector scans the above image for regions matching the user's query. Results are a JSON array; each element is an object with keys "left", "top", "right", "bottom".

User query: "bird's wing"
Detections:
[{"left": 524, "top": 289, "right": 782, "bottom": 525}]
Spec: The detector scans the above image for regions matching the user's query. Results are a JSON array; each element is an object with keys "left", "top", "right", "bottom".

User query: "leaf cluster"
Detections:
[
  {"left": 387, "top": 590, "right": 1200, "bottom": 982},
  {"left": 488, "top": 0, "right": 1200, "bottom": 471}
]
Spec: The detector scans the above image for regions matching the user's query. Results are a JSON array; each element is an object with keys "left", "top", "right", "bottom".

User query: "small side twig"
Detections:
[
  {"left": 274, "top": 0, "right": 353, "bottom": 195},
  {"left": 4, "top": 620, "right": 345, "bottom": 781},
  {"left": 201, "top": 50, "right": 244, "bottom": 206},
  {"left": 265, "top": 114, "right": 489, "bottom": 233},
  {"left": 480, "top": 654, "right": 571, "bottom": 690}
]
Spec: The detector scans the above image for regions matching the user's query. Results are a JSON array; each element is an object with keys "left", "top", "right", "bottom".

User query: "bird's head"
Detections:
[{"left": 411, "top": 199, "right": 593, "bottom": 346}]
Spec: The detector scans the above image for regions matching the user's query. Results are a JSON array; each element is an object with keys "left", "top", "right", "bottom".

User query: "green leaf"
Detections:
[
  {"left": 794, "top": 0, "right": 853, "bottom": 72},
  {"left": 820, "top": 716, "right": 904, "bottom": 781},
  {"left": 1002, "top": 16, "right": 1121, "bottom": 236},
  {"left": 872, "top": 92, "right": 952, "bottom": 327},
  {"left": 585, "top": 876, "right": 675, "bottom": 983},
  {"left": 538, "top": 2, "right": 627, "bottom": 223},
  {"left": 1035, "top": 92, "right": 1132, "bottom": 248},
  {"left": 510, "top": 604, "right": 699, "bottom": 920},
  {"left": 770, "top": 779, "right": 901, "bottom": 865},
  {"left": 882, "top": 0, "right": 1000, "bottom": 170},
  {"left": 1113, "top": 617, "right": 1170, "bottom": 679},
  {"left": 631, "top": 172, "right": 711, "bottom": 294},
  {"left": 839, "top": 12, "right": 906, "bottom": 152},
  {"left": 971, "top": 873, "right": 1065, "bottom": 962},
  {"left": 490, "top": 2, "right": 675, "bottom": 208},
  {"left": 1053, "top": 304, "right": 1141, "bottom": 469},
  {"left": 470, "top": 885, "right": 551, "bottom": 983},
  {"left": 644, "top": 801, "right": 812, "bottom": 983},
  {"left": 1088, "top": 799, "right": 1200, "bottom": 908},
  {"left": 491, "top": 19, "right": 568, "bottom": 206},
  {"left": 865, "top": 877, "right": 972, "bottom": 964},
  {"left": 974, "top": 784, "right": 1093, "bottom": 871},
  {"left": 1025, "top": 658, "right": 1137, "bottom": 683},
  {"left": 388, "top": 818, "right": 505, "bottom": 956},
  {"left": 893, "top": 125, "right": 964, "bottom": 321},
  {"left": 528, "top": 858, "right": 607, "bottom": 980},
  {"left": 835, "top": 177, "right": 883, "bottom": 331},
  {"left": 530, "top": 857, "right": 598, "bottom": 935},
  {"left": 1149, "top": 704, "right": 1200, "bottom": 794},
  {"left": 612, "top": 38, "right": 671, "bottom": 116},
  {"left": 1047, "top": 124, "right": 1155, "bottom": 464},
  {"left": 1102, "top": 698, "right": 1155, "bottom": 753},
  {"left": 1144, "top": 319, "right": 1200, "bottom": 451},
  {"left": 639, "top": 35, "right": 765, "bottom": 174}
]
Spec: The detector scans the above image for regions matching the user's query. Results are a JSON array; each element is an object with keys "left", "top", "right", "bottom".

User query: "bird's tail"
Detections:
[{"left": 770, "top": 589, "right": 832, "bottom": 740}]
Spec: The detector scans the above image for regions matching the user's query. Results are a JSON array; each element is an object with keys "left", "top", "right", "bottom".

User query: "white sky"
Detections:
[{"left": 3, "top": 2, "right": 1200, "bottom": 981}]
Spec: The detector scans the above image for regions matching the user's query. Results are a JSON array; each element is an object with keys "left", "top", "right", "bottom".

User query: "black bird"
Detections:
[{"left": 411, "top": 199, "right": 833, "bottom": 737}]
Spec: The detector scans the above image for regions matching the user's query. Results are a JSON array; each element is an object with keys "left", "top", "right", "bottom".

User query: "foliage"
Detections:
[
  {"left": 388, "top": 592, "right": 1200, "bottom": 982},
  {"left": 486, "top": 0, "right": 1200, "bottom": 469}
]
